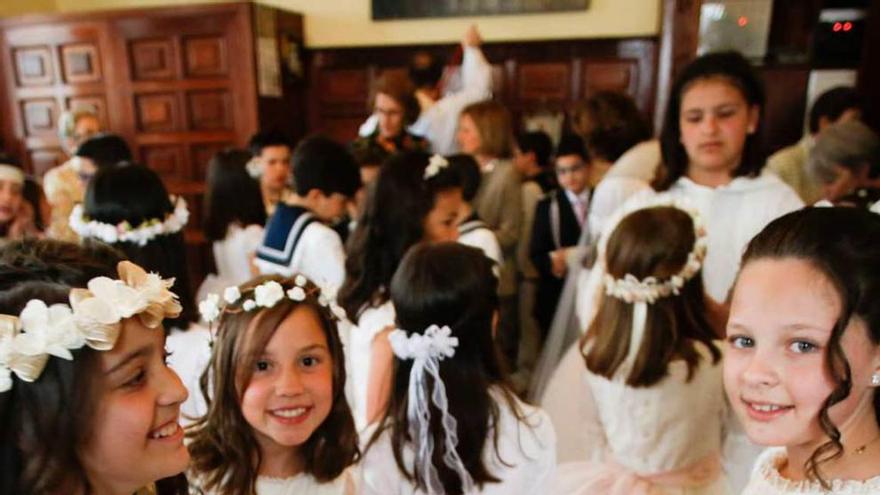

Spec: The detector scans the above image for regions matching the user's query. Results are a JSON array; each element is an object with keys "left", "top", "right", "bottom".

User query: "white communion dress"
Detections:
[
  {"left": 551, "top": 341, "right": 732, "bottom": 495},
  {"left": 740, "top": 448, "right": 880, "bottom": 495}
]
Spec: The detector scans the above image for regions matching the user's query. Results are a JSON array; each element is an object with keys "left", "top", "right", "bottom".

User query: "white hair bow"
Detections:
[{"left": 388, "top": 325, "right": 475, "bottom": 494}]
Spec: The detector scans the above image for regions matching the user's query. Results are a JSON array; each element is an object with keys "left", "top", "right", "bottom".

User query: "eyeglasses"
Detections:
[{"left": 555, "top": 163, "right": 585, "bottom": 175}]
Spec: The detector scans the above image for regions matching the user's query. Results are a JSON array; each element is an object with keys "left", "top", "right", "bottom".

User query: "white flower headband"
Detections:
[
  {"left": 595, "top": 195, "right": 707, "bottom": 374},
  {"left": 0, "top": 261, "right": 181, "bottom": 393},
  {"left": 388, "top": 325, "right": 475, "bottom": 494},
  {"left": 198, "top": 275, "right": 347, "bottom": 326},
  {"left": 69, "top": 196, "right": 190, "bottom": 246},
  {"left": 424, "top": 154, "right": 449, "bottom": 180}
]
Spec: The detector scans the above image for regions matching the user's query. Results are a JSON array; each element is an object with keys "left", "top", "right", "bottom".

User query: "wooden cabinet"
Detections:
[{"left": 0, "top": 1, "right": 304, "bottom": 290}]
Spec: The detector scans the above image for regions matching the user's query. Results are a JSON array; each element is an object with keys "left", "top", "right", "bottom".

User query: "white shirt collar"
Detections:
[{"left": 564, "top": 188, "right": 590, "bottom": 205}]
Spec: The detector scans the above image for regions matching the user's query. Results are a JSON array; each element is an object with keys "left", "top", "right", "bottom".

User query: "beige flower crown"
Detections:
[{"left": 0, "top": 261, "right": 181, "bottom": 392}]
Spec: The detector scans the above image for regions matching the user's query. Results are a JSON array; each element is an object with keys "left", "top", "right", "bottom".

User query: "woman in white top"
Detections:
[
  {"left": 725, "top": 208, "right": 880, "bottom": 494},
  {"left": 338, "top": 152, "right": 464, "bottom": 431},
  {"left": 553, "top": 200, "right": 729, "bottom": 495},
  {"left": 197, "top": 149, "right": 266, "bottom": 302},
  {"left": 540, "top": 52, "right": 804, "bottom": 492},
  {"left": 360, "top": 242, "right": 556, "bottom": 495}
]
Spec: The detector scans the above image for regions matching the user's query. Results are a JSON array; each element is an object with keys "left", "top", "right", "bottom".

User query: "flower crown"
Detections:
[
  {"left": 69, "top": 196, "right": 189, "bottom": 246},
  {"left": 424, "top": 154, "right": 449, "bottom": 180},
  {"left": 388, "top": 325, "right": 475, "bottom": 493},
  {"left": 600, "top": 196, "right": 708, "bottom": 305},
  {"left": 0, "top": 261, "right": 181, "bottom": 392},
  {"left": 198, "top": 275, "right": 346, "bottom": 326}
]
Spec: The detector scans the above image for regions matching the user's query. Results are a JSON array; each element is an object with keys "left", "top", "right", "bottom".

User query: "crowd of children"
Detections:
[{"left": 2, "top": 23, "right": 880, "bottom": 495}]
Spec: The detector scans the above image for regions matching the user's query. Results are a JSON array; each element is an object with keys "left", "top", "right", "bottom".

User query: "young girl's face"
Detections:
[
  {"left": 724, "top": 258, "right": 880, "bottom": 450},
  {"left": 679, "top": 77, "right": 759, "bottom": 177},
  {"left": 423, "top": 188, "right": 462, "bottom": 243},
  {"left": 81, "top": 318, "right": 189, "bottom": 492},
  {"left": 0, "top": 179, "right": 23, "bottom": 224},
  {"left": 241, "top": 305, "right": 334, "bottom": 455}
]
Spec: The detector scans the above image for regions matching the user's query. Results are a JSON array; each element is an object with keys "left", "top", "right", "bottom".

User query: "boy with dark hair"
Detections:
[
  {"left": 766, "top": 86, "right": 863, "bottom": 204},
  {"left": 248, "top": 130, "right": 294, "bottom": 215},
  {"left": 255, "top": 135, "right": 361, "bottom": 295},
  {"left": 529, "top": 134, "right": 591, "bottom": 337}
]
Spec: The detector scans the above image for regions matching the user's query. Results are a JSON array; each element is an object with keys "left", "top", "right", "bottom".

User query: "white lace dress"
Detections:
[
  {"left": 550, "top": 341, "right": 731, "bottom": 495},
  {"left": 741, "top": 448, "right": 880, "bottom": 494}
]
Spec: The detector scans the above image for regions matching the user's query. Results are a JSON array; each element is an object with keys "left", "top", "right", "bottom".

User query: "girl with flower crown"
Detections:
[
  {"left": 549, "top": 201, "right": 729, "bottom": 495},
  {"left": 187, "top": 274, "right": 359, "bottom": 495},
  {"left": 74, "top": 162, "right": 197, "bottom": 330},
  {"left": 338, "top": 150, "right": 463, "bottom": 430},
  {"left": 0, "top": 260, "right": 190, "bottom": 495},
  {"left": 726, "top": 207, "right": 880, "bottom": 494},
  {"left": 359, "top": 242, "right": 556, "bottom": 495}
]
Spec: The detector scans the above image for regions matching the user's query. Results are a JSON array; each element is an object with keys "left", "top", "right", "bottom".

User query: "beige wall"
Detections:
[
  {"left": 0, "top": 0, "right": 57, "bottom": 17},
  {"left": 4, "top": 0, "right": 660, "bottom": 48}
]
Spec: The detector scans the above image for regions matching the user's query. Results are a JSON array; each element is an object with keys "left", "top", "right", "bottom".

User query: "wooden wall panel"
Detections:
[
  {"left": 129, "top": 38, "right": 176, "bottom": 81},
  {"left": 307, "top": 38, "right": 659, "bottom": 144},
  {"left": 14, "top": 46, "right": 54, "bottom": 86},
  {"left": 60, "top": 43, "right": 102, "bottom": 84}
]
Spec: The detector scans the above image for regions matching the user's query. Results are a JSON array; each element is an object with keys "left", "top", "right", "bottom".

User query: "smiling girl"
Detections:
[
  {"left": 0, "top": 260, "right": 189, "bottom": 495},
  {"left": 725, "top": 207, "right": 880, "bottom": 494},
  {"left": 187, "top": 275, "right": 359, "bottom": 495}
]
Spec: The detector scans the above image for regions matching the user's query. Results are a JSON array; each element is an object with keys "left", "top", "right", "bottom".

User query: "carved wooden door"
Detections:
[{"left": 1, "top": 20, "right": 118, "bottom": 176}]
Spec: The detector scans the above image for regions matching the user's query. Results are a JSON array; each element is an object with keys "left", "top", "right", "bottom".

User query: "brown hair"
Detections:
[
  {"left": 583, "top": 207, "right": 720, "bottom": 386},
  {"left": 460, "top": 100, "right": 513, "bottom": 159},
  {"left": 570, "top": 91, "right": 651, "bottom": 162},
  {"left": 739, "top": 207, "right": 880, "bottom": 488},
  {"left": 371, "top": 71, "right": 420, "bottom": 126},
  {"left": 187, "top": 275, "right": 359, "bottom": 495}
]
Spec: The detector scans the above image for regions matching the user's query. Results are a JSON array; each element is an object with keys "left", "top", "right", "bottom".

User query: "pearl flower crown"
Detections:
[
  {"left": 600, "top": 196, "right": 708, "bottom": 304},
  {"left": 69, "top": 196, "right": 189, "bottom": 246},
  {"left": 0, "top": 261, "right": 181, "bottom": 392},
  {"left": 198, "top": 275, "right": 347, "bottom": 327}
]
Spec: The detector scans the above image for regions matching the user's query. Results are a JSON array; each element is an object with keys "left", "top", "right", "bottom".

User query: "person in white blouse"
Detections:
[
  {"left": 726, "top": 208, "right": 880, "bottom": 495},
  {"left": 197, "top": 149, "right": 267, "bottom": 303},
  {"left": 357, "top": 25, "right": 493, "bottom": 155},
  {"left": 359, "top": 242, "right": 556, "bottom": 495},
  {"left": 539, "top": 51, "right": 804, "bottom": 493}
]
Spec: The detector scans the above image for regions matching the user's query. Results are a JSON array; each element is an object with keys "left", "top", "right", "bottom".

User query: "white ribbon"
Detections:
[{"left": 388, "top": 325, "right": 475, "bottom": 494}]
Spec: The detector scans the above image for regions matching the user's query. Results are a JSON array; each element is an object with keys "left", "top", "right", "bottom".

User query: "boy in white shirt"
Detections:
[{"left": 255, "top": 136, "right": 361, "bottom": 296}]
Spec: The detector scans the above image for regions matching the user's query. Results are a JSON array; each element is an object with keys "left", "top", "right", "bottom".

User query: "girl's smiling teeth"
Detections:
[
  {"left": 271, "top": 407, "right": 309, "bottom": 418},
  {"left": 148, "top": 422, "right": 182, "bottom": 440}
]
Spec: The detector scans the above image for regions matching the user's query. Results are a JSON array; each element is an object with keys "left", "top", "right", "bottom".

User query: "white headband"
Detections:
[
  {"left": 69, "top": 196, "right": 189, "bottom": 246},
  {"left": 0, "top": 164, "right": 24, "bottom": 186},
  {"left": 388, "top": 325, "right": 474, "bottom": 494},
  {"left": 198, "top": 274, "right": 345, "bottom": 326}
]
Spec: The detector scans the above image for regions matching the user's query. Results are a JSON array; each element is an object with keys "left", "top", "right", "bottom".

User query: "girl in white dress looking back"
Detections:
[
  {"left": 726, "top": 207, "right": 880, "bottom": 494},
  {"left": 359, "top": 242, "right": 556, "bottom": 495},
  {"left": 187, "top": 275, "right": 359, "bottom": 495}
]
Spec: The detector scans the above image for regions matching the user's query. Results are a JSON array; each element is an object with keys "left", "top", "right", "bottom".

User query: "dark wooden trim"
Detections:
[{"left": 654, "top": 0, "right": 702, "bottom": 133}]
